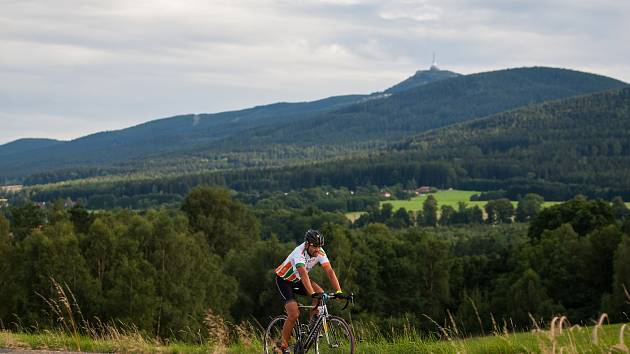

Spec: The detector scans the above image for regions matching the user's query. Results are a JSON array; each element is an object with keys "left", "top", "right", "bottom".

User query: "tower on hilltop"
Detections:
[{"left": 430, "top": 52, "right": 439, "bottom": 71}]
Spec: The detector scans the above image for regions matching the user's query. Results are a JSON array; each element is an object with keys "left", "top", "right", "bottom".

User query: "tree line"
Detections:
[
  {"left": 2, "top": 187, "right": 630, "bottom": 340},
  {"left": 6, "top": 84, "right": 629, "bottom": 211}
]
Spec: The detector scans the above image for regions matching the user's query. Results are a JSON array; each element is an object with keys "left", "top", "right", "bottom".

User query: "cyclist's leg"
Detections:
[
  {"left": 281, "top": 300, "right": 299, "bottom": 349},
  {"left": 275, "top": 276, "right": 299, "bottom": 350}
]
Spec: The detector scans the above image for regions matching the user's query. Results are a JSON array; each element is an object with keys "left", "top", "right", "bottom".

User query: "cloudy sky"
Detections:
[{"left": 1, "top": 0, "right": 629, "bottom": 145}]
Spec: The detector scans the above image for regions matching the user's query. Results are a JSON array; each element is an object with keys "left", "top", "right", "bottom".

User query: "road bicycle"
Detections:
[{"left": 264, "top": 292, "right": 355, "bottom": 354}]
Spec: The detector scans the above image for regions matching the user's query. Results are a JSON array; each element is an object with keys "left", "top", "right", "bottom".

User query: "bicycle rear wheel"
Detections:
[
  {"left": 315, "top": 316, "right": 355, "bottom": 354},
  {"left": 264, "top": 315, "right": 300, "bottom": 354}
]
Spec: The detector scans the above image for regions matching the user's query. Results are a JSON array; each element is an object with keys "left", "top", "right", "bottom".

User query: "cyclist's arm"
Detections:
[
  {"left": 297, "top": 266, "right": 316, "bottom": 295},
  {"left": 323, "top": 264, "right": 342, "bottom": 293}
]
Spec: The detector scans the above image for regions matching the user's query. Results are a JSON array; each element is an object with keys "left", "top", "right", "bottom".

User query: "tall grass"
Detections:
[
  {"left": 15, "top": 277, "right": 263, "bottom": 353},
  {"left": 36, "top": 277, "right": 83, "bottom": 350},
  {"left": 2, "top": 317, "right": 629, "bottom": 353},
  {"left": 2, "top": 277, "right": 629, "bottom": 353}
]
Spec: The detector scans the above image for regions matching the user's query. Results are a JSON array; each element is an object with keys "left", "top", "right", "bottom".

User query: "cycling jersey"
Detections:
[{"left": 275, "top": 242, "right": 330, "bottom": 282}]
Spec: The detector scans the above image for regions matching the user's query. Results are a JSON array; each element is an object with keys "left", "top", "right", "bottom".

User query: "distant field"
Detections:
[
  {"left": 344, "top": 189, "right": 556, "bottom": 220},
  {"left": 383, "top": 189, "right": 489, "bottom": 211},
  {"left": 368, "top": 190, "right": 485, "bottom": 220},
  {"left": 345, "top": 189, "right": 630, "bottom": 220},
  {"left": 380, "top": 189, "right": 572, "bottom": 213},
  {"left": 345, "top": 211, "right": 365, "bottom": 223}
]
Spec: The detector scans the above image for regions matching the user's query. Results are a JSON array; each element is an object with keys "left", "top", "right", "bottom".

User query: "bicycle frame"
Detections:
[
  {"left": 298, "top": 292, "right": 353, "bottom": 353},
  {"left": 297, "top": 302, "right": 329, "bottom": 352}
]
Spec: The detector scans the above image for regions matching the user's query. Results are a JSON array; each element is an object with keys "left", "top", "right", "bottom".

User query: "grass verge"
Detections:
[{"left": 2, "top": 321, "right": 628, "bottom": 353}]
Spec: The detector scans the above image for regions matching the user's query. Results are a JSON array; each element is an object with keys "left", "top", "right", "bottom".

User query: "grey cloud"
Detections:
[{"left": 0, "top": 0, "right": 628, "bottom": 144}]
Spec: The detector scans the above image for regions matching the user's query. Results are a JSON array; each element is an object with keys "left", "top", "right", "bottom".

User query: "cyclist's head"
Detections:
[{"left": 304, "top": 229, "right": 324, "bottom": 247}]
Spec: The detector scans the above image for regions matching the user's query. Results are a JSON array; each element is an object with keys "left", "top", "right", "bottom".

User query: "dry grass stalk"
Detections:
[
  {"left": 558, "top": 316, "right": 569, "bottom": 335},
  {"left": 502, "top": 319, "right": 509, "bottom": 336},
  {"left": 353, "top": 320, "right": 382, "bottom": 343},
  {"left": 550, "top": 316, "right": 559, "bottom": 338},
  {"left": 101, "top": 321, "right": 153, "bottom": 353},
  {"left": 529, "top": 314, "right": 558, "bottom": 354},
  {"left": 0, "top": 331, "right": 29, "bottom": 349},
  {"left": 447, "top": 310, "right": 461, "bottom": 338},
  {"left": 233, "top": 321, "right": 258, "bottom": 348},
  {"left": 36, "top": 277, "right": 82, "bottom": 351},
  {"left": 203, "top": 308, "right": 229, "bottom": 351},
  {"left": 562, "top": 320, "right": 578, "bottom": 352},
  {"left": 422, "top": 313, "right": 468, "bottom": 354},
  {"left": 528, "top": 313, "right": 541, "bottom": 333},
  {"left": 545, "top": 316, "right": 566, "bottom": 354},
  {"left": 540, "top": 316, "right": 576, "bottom": 354},
  {"left": 610, "top": 324, "right": 630, "bottom": 353},
  {"left": 624, "top": 284, "right": 630, "bottom": 304},
  {"left": 490, "top": 313, "right": 500, "bottom": 336},
  {"left": 592, "top": 313, "right": 609, "bottom": 345},
  {"left": 555, "top": 316, "right": 578, "bottom": 353},
  {"left": 550, "top": 315, "right": 569, "bottom": 339},
  {"left": 422, "top": 314, "right": 451, "bottom": 341},
  {"left": 79, "top": 318, "right": 153, "bottom": 353},
  {"left": 466, "top": 294, "right": 486, "bottom": 336}
]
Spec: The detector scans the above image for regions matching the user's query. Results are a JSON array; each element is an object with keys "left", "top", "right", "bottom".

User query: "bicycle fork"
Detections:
[{"left": 305, "top": 305, "right": 340, "bottom": 351}]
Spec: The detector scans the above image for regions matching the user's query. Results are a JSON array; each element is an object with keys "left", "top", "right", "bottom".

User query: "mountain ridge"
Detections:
[
  {"left": 1, "top": 69, "right": 461, "bottom": 151},
  {"left": 208, "top": 67, "right": 628, "bottom": 146},
  {"left": 26, "top": 87, "right": 630, "bottom": 205},
  {"left": 1, "top": 66, "right": 627, "bottom": 182},
  {"left": 0, "top": 138, "right": 62, "bottom": 157},
  {"left": 384, "top": 69, "right": 460, "bottom": 93}
]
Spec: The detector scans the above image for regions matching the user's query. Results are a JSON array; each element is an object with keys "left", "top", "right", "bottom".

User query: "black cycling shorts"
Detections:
[{"left": 275, "top": 276, "right": 307, "bottom": 303}]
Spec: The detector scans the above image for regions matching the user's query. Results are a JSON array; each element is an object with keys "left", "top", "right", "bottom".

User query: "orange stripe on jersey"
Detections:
[
  {"left": 285, "top": 273, "right": 298, "bottom": 282},
  {"left": 321, "top": 262, "right": 331, "bottom": 269},
  {"left": 275, "top": 262, "right": 292, "bottom": 276}
]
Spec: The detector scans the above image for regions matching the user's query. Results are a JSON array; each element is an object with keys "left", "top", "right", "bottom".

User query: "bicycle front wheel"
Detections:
[{"left": 315, "top": 316, "right": 355, "bottom": 354}]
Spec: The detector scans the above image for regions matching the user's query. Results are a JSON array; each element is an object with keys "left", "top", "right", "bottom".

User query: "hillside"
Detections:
[
  {"left": 397, "top": 86, "right": 630, "bottom": 196},
  {"left": 264, "top": 87, "right": 630, "bottom": 199},
  {"left": 241, "top": 67, "right": 627, "bottom": 146},
  {"left": 0, "top": 69, "right": 459, "bottom": 182},
  {"left": 0, "top": 138, "right": 61, "bottom": 157},
  {"left": 384, "top": 68, "right": 460, "bottom": 93},
  {"left": 0, "top": 67, "right": 626, "bottom": 183},
  {"left": 25, "top": 88, "right": 630, "bottom": 205},
  {"left": 0, "top": 95, "right": 369, "bottom": 178}
]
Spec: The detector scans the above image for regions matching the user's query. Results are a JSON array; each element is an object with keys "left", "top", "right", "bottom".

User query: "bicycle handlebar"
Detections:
[{"left": 312, "top": 292, "right": 354, "bottom": 310}]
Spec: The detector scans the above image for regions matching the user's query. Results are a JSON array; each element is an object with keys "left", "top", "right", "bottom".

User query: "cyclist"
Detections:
[{"left": 273, "top": 229, "right": 344, "bottom": 354}]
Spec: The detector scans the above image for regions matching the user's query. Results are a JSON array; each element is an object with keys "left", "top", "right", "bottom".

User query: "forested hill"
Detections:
[
  {"left": 277, "top": 87, "right": 630, "bottom": 200},
  {"left": 27, "top": 88, "right": 630, "bottom": 205},
  {"left": 0, "top": 94, "right": 369, "bottom": 175},
  {"left": 222, "top": 86, "right": 630, "bottom": 199},
  {"left": 0, "top": 138, "right": 61, "bottom": 157},
  {"left": 0, "top": 67, "right": 627, "bottom": 183},
  {"left": 0, "top": 69, "right": 458, "bottom": 181},
  {"left": 242, "top": 86, "right": 630, "bottom": 200},
  {"left": 396, "top": 87, "right": 630, "bottom": 195},
  {"left": 237, "top": 67, "right": 627, "bottom": 146}
]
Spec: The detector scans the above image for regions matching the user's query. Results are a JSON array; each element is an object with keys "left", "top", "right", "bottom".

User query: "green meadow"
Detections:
[
  {"left": 380, "top": 189, "right": 578, "bottom": 213},
  {"left": 2, "top": 321, "right": 628, "bottom": 353}
]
